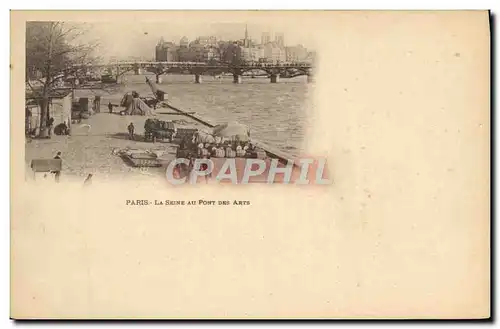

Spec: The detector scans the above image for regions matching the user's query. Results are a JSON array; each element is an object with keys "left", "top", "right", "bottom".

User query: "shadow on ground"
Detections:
[{"left": 107, "top": 133, "right": 146, "bottom": 142}]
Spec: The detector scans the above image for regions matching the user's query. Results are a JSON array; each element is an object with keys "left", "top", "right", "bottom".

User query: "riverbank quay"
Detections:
[
  {"left": 25, "top": 76, "right": 304, "bottom": 183},
  {"left": 24, "top": 111, "right": 201, "bottom": 183},
  {"left": 24, "top": 108, "right": 303, "bottom": 186},
  {"left": 165, "top": 102, "right": 300, "bottom": 167}
]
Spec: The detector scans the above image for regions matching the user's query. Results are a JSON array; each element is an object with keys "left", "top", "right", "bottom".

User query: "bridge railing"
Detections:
[{"left": 76, "top": 61, "right": 313, "bottom": 68}]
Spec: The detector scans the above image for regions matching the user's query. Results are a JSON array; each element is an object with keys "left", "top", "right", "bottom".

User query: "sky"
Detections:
[{"left": 77, "top": 21, "right": 317, "bottom": 61}]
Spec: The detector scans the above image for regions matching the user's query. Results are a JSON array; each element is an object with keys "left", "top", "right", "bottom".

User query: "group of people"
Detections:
[
  {"left": 93, "top": 98, "right": 114, "bottom": 114},
  {"left": 25, "top": 113, "right": 70, "bottom": 139},
  {"left": 172, "top": 138, "right": 261, "bottom": 183},
  {"left": 47, "top": 117, "right": 71, "bottom": 137},
  {"left": 198, "top": 140, "right": 258, "bottom": 158},
  {"left": 26, "top": 95, "right": 116, "bottom": 140},
  {"left": 179, "top": 131, "right": 258, "bottom": 160}
]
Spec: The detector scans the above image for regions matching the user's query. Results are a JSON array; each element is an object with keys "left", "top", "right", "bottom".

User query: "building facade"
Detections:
[
  {"left": 201, "top": 46, "right": 219, "bottom": 62},
  {"left": 156, "top": 39, "right": 179, "bottom": 62},
  {"left": 179, "top": 36, "right": 189, "bottom": 48},
  {"left": 193, "top": 36, "right": 218, "bottom": 48},
  {"left": 274, "top": 33, "right": 285, "bottom": 48},
  {"left": 305, "top": 51, "right": 317, "bottom": 64},
  {"left": 263, "top": 42, "right": 286, "bottom": 63},
  {"left": 241, "top": 46, "right": 265, "bottom": 63},
  {"left": 285, "top": 45, "right": 308, "bottom": 62},
  {"left": 154, "top": 32, "right": 312, "bottom": 65},
  {"left": 26, "top": 89, "right": 73, "bottom": 133},
  {"left": 261, "top": 32, "right": 271, "bottom": 45},
  {"left": 177, "top": 46, "right": 196, "bottom": 62}
]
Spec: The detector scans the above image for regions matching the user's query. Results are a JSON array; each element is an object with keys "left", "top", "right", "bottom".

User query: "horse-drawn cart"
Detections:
[{"left": 144, "top": 118, "right": 176, "bottom": 143}]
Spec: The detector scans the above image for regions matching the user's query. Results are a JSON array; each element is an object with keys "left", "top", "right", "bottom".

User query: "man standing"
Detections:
[
  {"left": 128, "top": 122, "right": 135, "bottom": 141},
  {"left": 108, "top": 101, "right": 113, "bottom": 113},
  {"left": 25, "top": 106, "right": 31, "bottom": 137},
  {"left": 53, "top": 151, "right": 62, "bottom": 183},
  {"left": 95, "top": 96, "right": 101, "bottom": 113},
  {"left": 47, "top": 116, "right": 54, "bottom": 137}
]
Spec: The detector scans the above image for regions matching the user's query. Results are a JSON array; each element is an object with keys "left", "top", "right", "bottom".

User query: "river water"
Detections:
[{"left": 117, "top": 73, "right": 314, "bottom": 157}]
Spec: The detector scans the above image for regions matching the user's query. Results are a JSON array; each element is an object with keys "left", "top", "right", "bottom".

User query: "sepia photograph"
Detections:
[
  {"left": 10, "top": 10, "right": 490, "bottom": 320},
  {"left": 25, "top": 20, "right": 318, "bottom": 185}
]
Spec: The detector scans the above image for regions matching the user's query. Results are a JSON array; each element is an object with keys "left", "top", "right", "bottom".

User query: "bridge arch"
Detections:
[{"left": 282, "top": 67, "right": 312, "bottom": 78}]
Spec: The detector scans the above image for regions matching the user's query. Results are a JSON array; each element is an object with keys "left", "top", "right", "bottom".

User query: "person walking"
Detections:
[{"left": 127, "top": 122, "right": 135, "bottom": 141}]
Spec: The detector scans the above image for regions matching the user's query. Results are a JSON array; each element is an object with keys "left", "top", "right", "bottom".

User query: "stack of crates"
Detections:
[{"left": 173, "top": 128, "right": 198, "bottom": 144}]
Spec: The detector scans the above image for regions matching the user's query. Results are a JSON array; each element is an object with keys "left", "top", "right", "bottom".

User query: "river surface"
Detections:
[{"left": 117, "top": 73, "right": 314, "bottom": 157}]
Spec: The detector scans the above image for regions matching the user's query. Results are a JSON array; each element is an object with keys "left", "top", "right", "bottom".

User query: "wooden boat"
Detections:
[{"left": 120, "top": 150, "right": 163, "bottom": 168}]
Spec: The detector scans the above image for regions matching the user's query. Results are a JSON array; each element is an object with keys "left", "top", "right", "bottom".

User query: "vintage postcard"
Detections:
[{"left": 10, "top": 10, "right": 490, "bottom": 319}]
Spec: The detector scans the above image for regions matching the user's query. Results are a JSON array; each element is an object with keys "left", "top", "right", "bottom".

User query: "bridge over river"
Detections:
[{"left": 75, "top": 61, "right": 315, "bottom": 84}]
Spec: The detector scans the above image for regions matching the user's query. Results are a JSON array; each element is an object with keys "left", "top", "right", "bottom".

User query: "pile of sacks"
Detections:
[
  {"left": 196, "top": 141, "right": 266, "bottom": 159},
  {"left": 176, "top": 127, "right": 266, "bottom": 160}
]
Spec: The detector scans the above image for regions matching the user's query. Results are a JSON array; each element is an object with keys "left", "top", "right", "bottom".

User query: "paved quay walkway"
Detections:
[{"left": 25, "top": 111, "right": 204, "bottom": 183}]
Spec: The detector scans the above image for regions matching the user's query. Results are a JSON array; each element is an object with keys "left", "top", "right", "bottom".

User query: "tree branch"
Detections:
[{"left": 26, "top": 80, "right": 41, "bottom": 97}]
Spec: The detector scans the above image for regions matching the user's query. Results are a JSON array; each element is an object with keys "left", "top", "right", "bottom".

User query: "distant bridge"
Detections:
[{"left": 74, "top": 61, "right": 315, "bottom": 84}]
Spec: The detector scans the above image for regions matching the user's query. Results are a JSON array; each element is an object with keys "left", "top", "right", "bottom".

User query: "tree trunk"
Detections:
[
  {"left": 38, "top": 96, "right": 49, "bottom": 138},
  {"left": 37, "top": 22, "right": 54, "bottom": 139}
]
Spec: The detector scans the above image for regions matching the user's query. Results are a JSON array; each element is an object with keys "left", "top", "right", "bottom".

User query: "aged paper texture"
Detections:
[{"left": 11, "top": 10, "right": 490, "bottom": 319}]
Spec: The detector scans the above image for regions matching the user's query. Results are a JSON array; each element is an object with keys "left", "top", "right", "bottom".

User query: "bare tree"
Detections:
[
  {"left": 214, "top": 41, "right": 232, "bottom": 65},
  {"left": 26, "top": 21, "right": 100, "bottom": 137}
]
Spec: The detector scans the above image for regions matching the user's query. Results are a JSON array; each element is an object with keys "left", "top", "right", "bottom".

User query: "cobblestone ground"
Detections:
[{"left": 24, "top": 110, "right": 202, "bottom": 183}]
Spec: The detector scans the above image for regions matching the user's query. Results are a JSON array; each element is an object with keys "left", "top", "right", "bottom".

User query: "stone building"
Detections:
[
  {"left": 285, "top": 44, "right": 308, "bottom": 62},
  {"left": 155, "top": 38, "right": 179, "bottom": 62},
  {"left": 263, "top": 42, "right": 286, "bottom": 63}
]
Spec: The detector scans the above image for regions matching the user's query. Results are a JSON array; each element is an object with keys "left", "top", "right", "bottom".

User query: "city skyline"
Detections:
[
  {"left": 154, "top": 28, "right": 314, "bottom": 65},
  {"left": 78, "top": 22, "right": 316, "bottom": 60}
]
